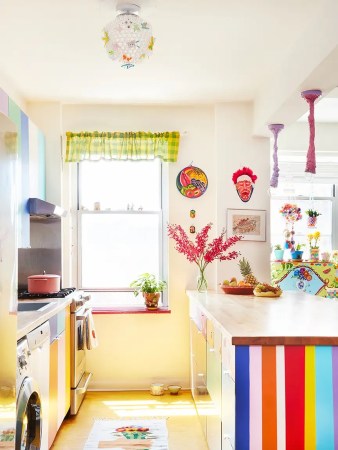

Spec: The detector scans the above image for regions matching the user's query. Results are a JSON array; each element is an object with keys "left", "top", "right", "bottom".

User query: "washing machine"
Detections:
[{"left": 16, "top": 321, "right": 50, "bottom": 450}]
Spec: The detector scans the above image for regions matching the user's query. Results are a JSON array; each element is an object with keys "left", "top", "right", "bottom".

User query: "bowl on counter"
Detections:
[
  {"left": 220, "top": 285, "right": 254, "bottom": 295},
  {"left": 150, "top": 383, "right": 165, "bottom": 396},
  {"left": 167, "top": 385, "right": 182, "bottom": 395}
]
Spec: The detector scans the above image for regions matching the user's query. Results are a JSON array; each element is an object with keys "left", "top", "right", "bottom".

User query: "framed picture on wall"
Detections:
[{"left": 227, "top": 209, "right": 266, "bottom": 241}]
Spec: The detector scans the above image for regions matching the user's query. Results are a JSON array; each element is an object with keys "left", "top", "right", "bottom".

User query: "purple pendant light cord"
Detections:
[
  {"left": 301, "top": 89, "right": 322, "bottom": 174},
  {"left": 268, "top": 123, "right": 284, "bottom": 188}
]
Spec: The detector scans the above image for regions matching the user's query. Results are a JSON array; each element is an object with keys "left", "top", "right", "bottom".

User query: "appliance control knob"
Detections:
[{"left": 18, "top": 354, "right": 27, "bottom": 369}]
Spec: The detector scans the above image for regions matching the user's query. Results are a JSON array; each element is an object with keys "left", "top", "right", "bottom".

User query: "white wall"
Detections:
[
  {"left": 28, "top": 102, "right": 270, "bottom": 390},
  {"left": 215, "top": 103, "right": 271, "bottom": 285}
]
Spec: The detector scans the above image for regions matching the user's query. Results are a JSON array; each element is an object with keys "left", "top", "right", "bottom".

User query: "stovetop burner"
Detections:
[{"left": 18, "top": 287, "right": 77, "bottom": 299}]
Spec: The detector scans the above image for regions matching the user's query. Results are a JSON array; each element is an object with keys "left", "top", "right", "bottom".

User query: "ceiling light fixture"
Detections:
[{"left": 102, "top": 2, "right": 155, "bottom": 69}]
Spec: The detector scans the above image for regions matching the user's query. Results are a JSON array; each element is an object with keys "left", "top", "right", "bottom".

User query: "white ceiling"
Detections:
[{"left": 0, "top": 0, "right": 337, "bottom": 123}]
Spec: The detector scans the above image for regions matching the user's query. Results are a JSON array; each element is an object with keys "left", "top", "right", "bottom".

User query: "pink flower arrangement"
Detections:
[
  {"left": 167, "top": 222, "right": 243, "bottom": 291},
  {"left": 279, "top": 203, "right": 302, "bottom": 223}
]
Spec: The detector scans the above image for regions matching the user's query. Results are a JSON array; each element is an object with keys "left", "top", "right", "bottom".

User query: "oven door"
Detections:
[
  {"left": 70, "top": 306, "right": 90, "bottom": 388},
  {"left": 70, "top": 307, "right": 92, "bottom": 415}
]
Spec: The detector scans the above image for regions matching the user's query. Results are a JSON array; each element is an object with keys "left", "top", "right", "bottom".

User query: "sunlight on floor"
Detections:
[
  {"left": 51, "top": 391, "right": 209, "bottom": 450},
  {"left": 102, "top": 397, "right": 216, "bottom": 417}
]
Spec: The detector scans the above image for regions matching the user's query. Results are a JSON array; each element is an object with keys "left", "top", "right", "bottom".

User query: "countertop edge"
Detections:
[
  {"left": 232, "top": 336, "right": 338, "bottom": 346},
  {"left": 186, "top": 289, "right": 338, "bottom": 347},
  {"left": 17, "top": 298, "right": 72, "bottom": 340}
]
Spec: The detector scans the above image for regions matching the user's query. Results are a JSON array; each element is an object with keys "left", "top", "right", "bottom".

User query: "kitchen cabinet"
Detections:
[
  {"left": 206, "top": 322, "right": 222, "bottom": 450},
  {"left": 190, "top": 315, "right": 207, "bottom": 436},
  {"left": 4, "top": 91, "right": 46, "bottom": 247},
  {"left": 48, "top": 306, "right": 70, "bottom": 448},
  {"left": 188, "top": 289, "right": 338, "bottom": 450},
  {"left": 221, "top": 332, "right": 235, "bottom": 450},
  {"left": 28, "top": 120, "right": 46, "bottom": 199},
  {"left": 190, "top": 302, "right": 222, "bottom": 450}
]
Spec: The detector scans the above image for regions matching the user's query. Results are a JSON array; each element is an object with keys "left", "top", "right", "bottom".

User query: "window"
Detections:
[
  {"left": 270, "top": 181, "right": 335, "bottom": 259},
  {"left": 77, "top": 159, "right": 167, "bottom": 308}
]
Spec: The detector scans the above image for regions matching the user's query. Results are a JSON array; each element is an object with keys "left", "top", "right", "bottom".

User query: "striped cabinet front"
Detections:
[{"left": 235, "top": 345, "right": 338, "bottom": 450}]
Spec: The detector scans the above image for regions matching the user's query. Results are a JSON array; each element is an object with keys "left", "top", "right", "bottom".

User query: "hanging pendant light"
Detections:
[
  {"left": 102, "top": 3, "right": 155, "bottom": 69},
  {"left": 268, "top": 123, "right": 284, "bottom": 188},
  {"left": 301, "top": 89, "right": 322, "bottom": 174}
]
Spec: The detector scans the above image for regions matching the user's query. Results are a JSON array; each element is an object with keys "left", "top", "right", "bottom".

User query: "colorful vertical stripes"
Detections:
[
  {"left": 235, "top": 345, "right": 338, "bottom": 450},
  {"left": 235, "top": 346, "right": 250, "bottom": 450},
  {"left": 305, "top": 346, "right": 316, "bottom": 450},
  {"left": 285, "top": 346, "right": 305, "bottom": 450},
  {"left": 249, "top": 346, "right": 262, "bottom": 450}
]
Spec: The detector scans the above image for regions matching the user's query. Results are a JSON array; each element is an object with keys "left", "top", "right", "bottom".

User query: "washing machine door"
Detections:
[{"left": 16, "top": 377, "right": 41, "bottom": 450}]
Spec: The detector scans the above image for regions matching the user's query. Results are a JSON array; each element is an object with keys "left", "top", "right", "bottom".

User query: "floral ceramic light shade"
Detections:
[{"left": 102, "top": 3, "right": 155, "bottom": 69}]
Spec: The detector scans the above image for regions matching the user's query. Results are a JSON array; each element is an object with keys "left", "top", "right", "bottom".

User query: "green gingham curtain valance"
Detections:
[{"left": 65, "top": 131, "right": 180, "bottom": 162}]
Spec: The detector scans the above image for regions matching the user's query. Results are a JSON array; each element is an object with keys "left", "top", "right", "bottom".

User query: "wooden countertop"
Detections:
[
  {"left": 17, "top": 297, "right": 72, "bottom": 341},
  {"left": 187, "top": 289, "right": 338, "bottom": 346}
]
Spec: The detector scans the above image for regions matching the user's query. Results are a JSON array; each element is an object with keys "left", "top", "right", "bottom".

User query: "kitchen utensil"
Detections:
[{"left": 28, "top": 273, "right": 60, "bottom": 294}]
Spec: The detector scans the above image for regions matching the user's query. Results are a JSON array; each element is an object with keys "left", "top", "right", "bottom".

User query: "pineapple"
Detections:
[{"left": 238, "top": 258, "right": 258, "bottom": 286}]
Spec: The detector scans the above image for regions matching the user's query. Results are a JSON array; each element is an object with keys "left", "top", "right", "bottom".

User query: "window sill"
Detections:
[{"left": 92, "top": 306, "right": 171, "bottom": 315}]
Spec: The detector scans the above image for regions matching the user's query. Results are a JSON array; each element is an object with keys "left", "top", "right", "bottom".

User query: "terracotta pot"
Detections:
[
  {"left": 28, "top": 274, "right": 60, "bottom": 294},
  {"left": 143, "top": 292, "right": 160, "bottom": 310}
]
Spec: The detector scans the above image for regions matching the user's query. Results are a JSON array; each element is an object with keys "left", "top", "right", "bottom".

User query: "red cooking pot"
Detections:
[{"left": 28, "top": 274, "right": 61, "bottom": 294}]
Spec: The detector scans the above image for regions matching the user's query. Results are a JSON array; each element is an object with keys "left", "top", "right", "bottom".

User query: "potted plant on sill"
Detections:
[
  {"left": 305, "top": 209, "right": 321, "bottom": 228},
  {"left": 291, "top": 243, "right": 305, "bottom": 261},
  {"left": 273, "top": 244, "right": 284, "bottom": 261},
  {"left": 130, "top": 273, "right": 167, "bottom": 310},
  {"left": 308, "top": 231, "right": 320, "bottom": 261}
]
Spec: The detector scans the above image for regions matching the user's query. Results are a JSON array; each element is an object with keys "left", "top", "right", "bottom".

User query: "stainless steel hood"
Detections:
[{"left": 29, "top": 197, "right": 67, "bottom": 218}]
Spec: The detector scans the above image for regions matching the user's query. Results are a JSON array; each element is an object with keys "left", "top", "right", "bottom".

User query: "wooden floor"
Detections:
[{"left": 51, "top": 390, "right": 208, "bottom": 449}]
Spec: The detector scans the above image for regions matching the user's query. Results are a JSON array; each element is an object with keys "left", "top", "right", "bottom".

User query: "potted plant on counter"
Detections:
[
  {"left": 305, "top": 209, "right": 321, "bottom": 228},
  {"left": 273, "top": 244, "right": 284, "bottom": 261},
  {"left": 130, "top": 273, "right": 167, "bottom": 310},
  {"left": 291, "top": 243, "right": 305, "bottom": 261}
]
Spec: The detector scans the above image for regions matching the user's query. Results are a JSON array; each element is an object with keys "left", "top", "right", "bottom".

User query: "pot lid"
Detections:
[{"left": 28, "top": 274, "right": 60, "bottom": 279}]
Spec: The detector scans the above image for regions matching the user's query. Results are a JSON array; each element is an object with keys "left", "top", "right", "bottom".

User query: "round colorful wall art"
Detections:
[{"left": 176, "top": 165, "right": 208, "bottom": 198}]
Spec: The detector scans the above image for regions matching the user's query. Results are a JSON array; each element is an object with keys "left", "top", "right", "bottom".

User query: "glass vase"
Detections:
[{"left": 197, "top": 268, "right": 208, "bottom": 292}]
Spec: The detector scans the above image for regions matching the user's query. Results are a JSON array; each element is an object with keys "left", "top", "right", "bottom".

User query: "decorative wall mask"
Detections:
[
  {"left": 176, "top": 165, "right": 208, "bottom": 198},
  {"left": 232, "top": 167, "right": 258, "bottom": 202},
  {"left": 301, "top": 89, "right": 322, "bottom": 174},
  {"left": 268, "top": 124, "right": 284, "bottom": 188}
]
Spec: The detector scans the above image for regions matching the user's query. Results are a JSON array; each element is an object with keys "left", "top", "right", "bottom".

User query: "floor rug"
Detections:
[{"left": 83, "top": 419, "right": 169, "bottom": 449}]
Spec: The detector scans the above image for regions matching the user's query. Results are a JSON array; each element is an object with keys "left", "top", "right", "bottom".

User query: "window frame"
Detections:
[
  {"left": 74, "top": 160, "right": 168, "bottom": 309},
  {"left": 270, "top": 185, "right": 337, "bottom": 255}
]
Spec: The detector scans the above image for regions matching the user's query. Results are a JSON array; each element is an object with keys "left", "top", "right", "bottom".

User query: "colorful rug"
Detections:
[{"left": 83, "top": 419, "right": 169, "bottom": 449}]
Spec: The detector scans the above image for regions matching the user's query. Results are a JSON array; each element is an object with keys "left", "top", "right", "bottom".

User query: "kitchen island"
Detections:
[{"left": 187, "top": 289, "right": 338, "bottom": 450}]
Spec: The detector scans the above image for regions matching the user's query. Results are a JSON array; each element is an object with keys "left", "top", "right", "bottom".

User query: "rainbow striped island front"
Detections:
[{"left": 236, "top": 345, "right": 338, "bottom": 450}]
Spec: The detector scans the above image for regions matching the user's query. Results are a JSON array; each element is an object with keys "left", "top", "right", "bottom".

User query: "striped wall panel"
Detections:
[{"left": 235, "top": 345, "right": 338, "bottom": 450}]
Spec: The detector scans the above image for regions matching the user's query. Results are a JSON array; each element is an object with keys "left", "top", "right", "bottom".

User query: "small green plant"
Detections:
[
  {"left": 295, "top": 243, "right": 305, "bottom": 251},
  {"left": 130, "top": 273, "right": 167, "bottom": 297},
  {"left": 305, "top": 209, "right": 321, "bottom": 217},
  {"left": 274, "top": 244, "right": 283, "bottom": 250}
]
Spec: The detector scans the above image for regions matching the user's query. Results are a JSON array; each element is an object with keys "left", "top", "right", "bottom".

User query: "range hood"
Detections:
[{"left": 29, "top": 198, "right": 67, "bottom": 218}]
